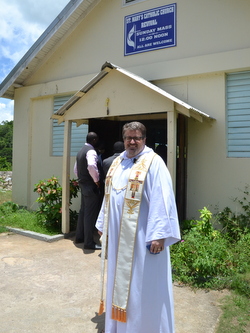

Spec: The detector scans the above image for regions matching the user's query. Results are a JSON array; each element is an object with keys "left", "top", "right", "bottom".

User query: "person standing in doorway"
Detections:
[
  {"left": 75, "top": 132, "right": 102, "bottom": 250},
  {"left": 102, "top": 141, "right": 124, "bottom": 178},
  {"left": 96, "top": 121, "right": 181, "bottom": 332}
]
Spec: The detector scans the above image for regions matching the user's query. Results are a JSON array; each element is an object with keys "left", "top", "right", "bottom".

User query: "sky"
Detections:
[{"left": 0, "top": 0, "right": 70, "bottom": 123}]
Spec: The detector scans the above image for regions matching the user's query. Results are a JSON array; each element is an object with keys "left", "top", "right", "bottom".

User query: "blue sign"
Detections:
[{"left": 124, "top": 4, "right": 176, "bottom": 56}]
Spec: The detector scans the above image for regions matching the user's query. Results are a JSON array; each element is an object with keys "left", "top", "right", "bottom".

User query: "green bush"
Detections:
[
  {"left": 34, "top": 176, "right": 79, "bottom": 231},
  {"left": 0, "top": 120, "right": 13, "bottom": 169},
  {"left": 215, "top": 185, "right": 250, "bottom": 241},
  {"left": 171, "top": 206, "right": 250, "bottom": 291},
  {"left": 0, "top": 157, "right": 12, "bottom": 171},
  {"left": 0, "top": 201, "right": 19, "bottom": 213},
  {"left": 232, "top": 233, "right": 250, "bottom": 274}
]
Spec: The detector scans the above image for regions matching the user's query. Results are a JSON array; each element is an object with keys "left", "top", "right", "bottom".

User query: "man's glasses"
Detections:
[{"left": 123, "top": 136, "right": 144, "bottom": 142}]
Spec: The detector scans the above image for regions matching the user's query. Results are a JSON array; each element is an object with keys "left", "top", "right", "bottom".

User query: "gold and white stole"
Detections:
[{"left": 98, "top": 151, "right": 156, "bottom": 322}]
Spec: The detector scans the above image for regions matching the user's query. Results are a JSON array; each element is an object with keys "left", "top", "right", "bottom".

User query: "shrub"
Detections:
[
  {"left": 0, "top": 157, "right": 12, "bottom": 171},
  {"left": 232, "top": 233, "right": 250, "bottom": 274},
  {"left": 171, "top": 207, "right": 250, "bottom": 289},
  {"left": 34, "top": 176, "right": 79, "bottom": 231},
  {"left": 0, "top": 201, "right": 19, "bottom": 213},
  {"left": 171, "top": 229, "right": 234, "bottom": 287},
  {"left": 215, "top": 185, "right": 250, "bottom": 241}
]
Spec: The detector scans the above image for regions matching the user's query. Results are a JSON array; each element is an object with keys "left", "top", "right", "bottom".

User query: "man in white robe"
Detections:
[{"left": 96, "top": 121, "right": 181, "bottom": 333}]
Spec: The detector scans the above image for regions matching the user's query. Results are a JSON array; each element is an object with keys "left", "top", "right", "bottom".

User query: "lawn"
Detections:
[
  {"left": 216, "top": 289, "right": 250, "bottom": 333},
  {"left": 0, "top": 190, "right": 60, "bottom": 235},
  {"left": 0, "top": 189, "right": 12, "bottom": 204}
]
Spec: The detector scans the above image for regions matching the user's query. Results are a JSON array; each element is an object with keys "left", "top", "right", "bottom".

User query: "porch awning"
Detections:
[
  {"left": 56, "top": 61, "right": 215, "bottom": 234},
  {"left": 52, "top": 61, "right": 214, "bottom": 124}
]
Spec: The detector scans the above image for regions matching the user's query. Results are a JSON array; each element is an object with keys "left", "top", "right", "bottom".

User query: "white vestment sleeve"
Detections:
[{"left": 145, "top": 155, "right": 181, "bottom": 246}]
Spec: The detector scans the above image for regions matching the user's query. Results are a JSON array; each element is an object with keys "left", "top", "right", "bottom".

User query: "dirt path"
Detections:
[{"left": 0, "top": 233, "right": 229, "bottom": 332}]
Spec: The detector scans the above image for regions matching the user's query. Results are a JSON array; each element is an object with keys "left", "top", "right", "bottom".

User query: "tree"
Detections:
[{"left": 0, "top": 120, "right": 13, "bottom": 170}]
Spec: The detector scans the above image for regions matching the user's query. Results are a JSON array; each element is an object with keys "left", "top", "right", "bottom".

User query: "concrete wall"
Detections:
[
  {"left": 25, "top": 0, "right": 250, "bottom": 85},
  {"left": 154, "top": 73, "right": 249, "bottom": 217},
  {"left": 12, "top": 0, "right": 250, "bottom": 217},
  {"left": 13, "top": 87, "right": 80, "bottom": 210}
]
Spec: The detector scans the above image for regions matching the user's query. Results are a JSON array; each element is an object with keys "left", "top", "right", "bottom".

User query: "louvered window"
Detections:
[
  {"left": 123, "top": 0, "right": 146, "bottom": 5},
  {"left": 52, "top": 95, "right": 88, "bottom": 156},
  {"left": 226, "top": 71, "right": 250, "bottom": 157}
]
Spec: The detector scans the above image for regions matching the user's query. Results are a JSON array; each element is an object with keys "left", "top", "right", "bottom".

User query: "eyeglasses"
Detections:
[{"left": 123, "top": 136, "right": 144, "bottom": 142}]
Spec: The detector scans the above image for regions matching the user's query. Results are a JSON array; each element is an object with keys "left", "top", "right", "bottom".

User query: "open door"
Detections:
[{"left": 90, "top": 115, "right": 187, "bottom": 222}]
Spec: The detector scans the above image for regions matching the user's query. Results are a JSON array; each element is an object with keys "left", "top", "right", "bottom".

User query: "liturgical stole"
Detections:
[{"left": 99, "top": 151, "right": 156, "bottom": 322}]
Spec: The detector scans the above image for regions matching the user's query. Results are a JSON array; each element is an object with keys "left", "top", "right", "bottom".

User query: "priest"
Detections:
[{"left": 96, "top": 121, "right": 181, "bottom": 333}]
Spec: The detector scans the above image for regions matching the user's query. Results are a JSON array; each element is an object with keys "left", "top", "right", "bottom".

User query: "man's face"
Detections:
[
  {"left": 92, "top": 137, "right": 99, "bottom": 148},
  {"left": 123, "top": 129, "right": 146, "bottom": 158}
]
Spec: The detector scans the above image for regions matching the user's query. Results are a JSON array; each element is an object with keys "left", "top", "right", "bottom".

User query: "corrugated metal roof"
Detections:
[
  {"left": 0, "top": 0, "right": 101, "bottom": 99},
  {"left": 53, "top": 61, "right": 214, "bottom": 122}
]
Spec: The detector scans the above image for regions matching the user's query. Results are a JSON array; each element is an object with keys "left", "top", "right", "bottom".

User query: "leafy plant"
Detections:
[
  {"left": 215, "top": 185, "right": 250, "bottom": 241},
  {"left": 180, "top": 207, "right": 214, "bottom": 237},
  {"left": 0, "top": 157, "right": 12, "bottom": 171},
  {"left": 193, "top": 206, "right": 213, "bottom": 236},
  {"left": 171, "top": 207, "right": 250, "bottom": 289},
  {"left": 0, "top": 201, "right": 19, "bottom": 213},
  {"left": 34, "top": 176, "right": 79, "bottom": 231},
  {"left": 0, "top": 120, "right": 13, "bottom": 169}
]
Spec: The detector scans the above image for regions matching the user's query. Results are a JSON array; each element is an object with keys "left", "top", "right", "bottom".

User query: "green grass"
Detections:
[
  {"left": 0, "top": 189, "right": 12, "bottom": 204},
  {"left": 215, "top": 271, "right": 250, "bottom": 332},
  {"left": 0, "top": 190, "right": 60, "bottom": 235},
  {"left": 0, "top": 209, "right": 59, "bottom": 235},
  {"left": 0, "top": 190, "right": 13, "bottom": 233},
  {"left": 216, "top": 292, "right": 250, "bottom": 333},
  {"left": 0, "top": 225, "right": 8, "bottom": 233}
]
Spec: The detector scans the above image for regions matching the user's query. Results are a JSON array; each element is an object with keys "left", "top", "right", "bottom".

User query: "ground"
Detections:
[{"left": 0, "top": 232, "right": 230, "bottom": 333}]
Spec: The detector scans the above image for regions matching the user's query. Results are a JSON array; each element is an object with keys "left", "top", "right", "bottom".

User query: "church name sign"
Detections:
[{"left": 124, "top": 3, "right": 176, "bottom": 56}]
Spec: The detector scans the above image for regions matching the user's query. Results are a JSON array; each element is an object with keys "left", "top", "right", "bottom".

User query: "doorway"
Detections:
[{"left": 89, "top": 115, "right": 187, "bottom": 222}]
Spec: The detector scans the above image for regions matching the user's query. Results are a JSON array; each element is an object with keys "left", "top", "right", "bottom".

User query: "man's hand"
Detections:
[
  {"left": 150, "top": 239, "right": 165, "bottom": 253},
  {"left": 98, "top": 231, "right": 103, "bottom": 236}
]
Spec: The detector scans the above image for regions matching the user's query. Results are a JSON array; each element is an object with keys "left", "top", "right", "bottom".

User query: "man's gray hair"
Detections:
[{"left": 122, "top": 122, "right": 146, "bottom": 138}]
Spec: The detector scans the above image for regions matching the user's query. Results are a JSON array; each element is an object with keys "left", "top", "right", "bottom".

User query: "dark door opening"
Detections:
[
  {"left": 89, "top": 115, "right": 187, "bottom": 222},
  {"left": 176, "top": 114, "right": 187, "bottom": 223}
]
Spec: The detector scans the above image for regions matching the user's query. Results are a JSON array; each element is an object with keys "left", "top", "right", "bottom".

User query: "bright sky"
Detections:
[{"left": 0, "top": 0, "right": 70, "bottom": 123}]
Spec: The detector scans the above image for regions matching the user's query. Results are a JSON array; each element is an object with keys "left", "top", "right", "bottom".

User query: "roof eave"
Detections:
[
  {"left": 52, "top": 61, "right": 215, "bottom": 123},
  {"left": 0, "top": 0, "right": 100, "bottom": 100}
]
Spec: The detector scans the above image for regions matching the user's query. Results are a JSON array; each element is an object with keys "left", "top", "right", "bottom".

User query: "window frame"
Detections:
[
  {"left": 122, "top": 0, "right": 147, "bottom": 7},
  {"left": 226, "top": 71, "right": 250, "bottom": 158},
  {"left": 52, "top": 95, "right": 88, "bottom": 157}
]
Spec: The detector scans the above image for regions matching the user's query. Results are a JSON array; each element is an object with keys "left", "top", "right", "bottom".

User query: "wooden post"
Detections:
[
  {"left": 61, "top": 120, "right": 72, "bottom": 234},
  {"left": 167, "top": 111, "right": 177, "bottom": 193}
]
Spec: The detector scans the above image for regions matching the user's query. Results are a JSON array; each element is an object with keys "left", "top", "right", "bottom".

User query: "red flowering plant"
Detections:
[{"left": 34, "top": 176, "right": 79, "bottom": 231}]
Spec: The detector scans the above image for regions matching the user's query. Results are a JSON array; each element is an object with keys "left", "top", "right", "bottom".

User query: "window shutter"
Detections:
[
  {"left": 52, "top": 96, "right": 88, "bottom": 156},
  {"left": 226, "top": 71, "right": 250, "bottom": 157}
]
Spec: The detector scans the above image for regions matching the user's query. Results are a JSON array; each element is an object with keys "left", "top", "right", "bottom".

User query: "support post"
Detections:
[
  {"left": 167, "top": 111, "right": 177, "bottom": 193},
  {"left": 61, "top": 120, "right": 72, "bottom": 234}
]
